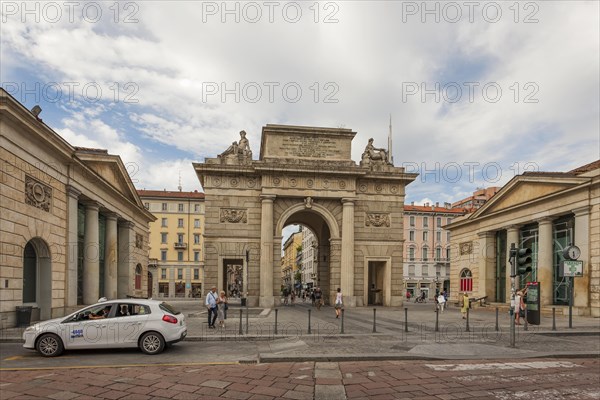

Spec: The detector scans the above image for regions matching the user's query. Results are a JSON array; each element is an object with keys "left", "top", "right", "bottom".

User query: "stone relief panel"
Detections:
[
  {"left": 25, "top": 175, "right": 52, "bottom": 212},
  {"left": 365, "top": 213, "right": 391, "bottom": 227},
  {"left": 460, "top": 241, "right": 473, "bottom": 255},
  {"left": 220, "top": 208, "right": 248, "bottom": 223}
]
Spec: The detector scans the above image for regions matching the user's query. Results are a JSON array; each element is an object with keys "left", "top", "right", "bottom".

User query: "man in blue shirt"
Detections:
[{"left": 205, "top": 286, "right": 218, "bottom": 329}]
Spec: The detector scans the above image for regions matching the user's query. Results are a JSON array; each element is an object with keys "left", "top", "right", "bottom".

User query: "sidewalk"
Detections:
[{"left": 2, "top": 301, "right": 598, "bottom": 362}]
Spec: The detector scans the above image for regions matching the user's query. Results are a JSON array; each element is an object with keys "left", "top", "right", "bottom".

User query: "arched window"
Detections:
[
  {"left": 460, "top": 268, "right": 473, "bottom": 292},
  {"left": 135, "top": 264, "right": 142, "bottom": 290}
]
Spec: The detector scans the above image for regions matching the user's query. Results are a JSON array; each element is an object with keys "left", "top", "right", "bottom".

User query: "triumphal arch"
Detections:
[{"left": 193, "top": 125, "right": 417, "bottom": 308}]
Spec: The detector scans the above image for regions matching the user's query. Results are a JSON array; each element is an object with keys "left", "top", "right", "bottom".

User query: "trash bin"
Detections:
[
  {"left": 16, "top": 306, "right": 33, "bottom": 328},
  {"left": 241, "top": 298, "right": 247, "bottom": 307}
]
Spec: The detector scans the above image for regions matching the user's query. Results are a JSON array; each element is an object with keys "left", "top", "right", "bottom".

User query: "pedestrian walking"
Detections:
[
  {"left": 217, "top": 290, "right": 228, "bottom": 328},
  {"left": 311, "top": 290, "right": 316, "bottom": 306},
  {"left": 205, "top": 286, "right": 218, "bottom": 329},
  {"left": 334, "top": 288, "right": 343, "bottom": 318},
  {"left": 515, "top": 288, "right": 527, "bottom": 325},
  {"left": 315, "top": 287, "right": 322, "bottom": 310},
  {"left": 461, "top": 293, "right": 469, "bottom": 319},
  {"left": 437, "top": 294, "right": 446, "bottom": 313}
]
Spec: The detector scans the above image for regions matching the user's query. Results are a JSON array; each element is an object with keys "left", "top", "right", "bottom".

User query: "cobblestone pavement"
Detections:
[{"left": 1, "top": 358, "right": 598, "bottom": 399}]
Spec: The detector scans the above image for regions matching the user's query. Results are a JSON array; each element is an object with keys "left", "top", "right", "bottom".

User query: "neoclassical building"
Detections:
[
  {"left": 0, "top": 88, "right": 154, "bottom": 327},
  {"left": 446, "top": 161, "right": 599, "bottom": 317}
]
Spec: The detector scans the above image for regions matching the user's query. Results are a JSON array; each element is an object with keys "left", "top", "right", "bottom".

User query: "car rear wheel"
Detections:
[
  {"left": 36, "top": 333, "right": 64, "bottom": 357},
  {"left": 139, "top": 332, "right": 165, "bottom": 355}
]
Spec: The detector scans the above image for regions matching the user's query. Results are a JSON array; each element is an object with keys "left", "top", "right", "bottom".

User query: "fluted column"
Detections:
[
  {"left": 104, "top": 213, "right": 119, "bottom": 300},
  {"left": 477, "top": 231, "right": 496, "bottom": 299},
  {"left": 537, "top": 218, "right": 554, "bottom": 306},
  {"left": 66, "top": 185, "right": 80, "bottom": 307},
  {"left": 259, "top": 195, "right": 275, "bottom": 308},
  {"left": 83, "top": 201, "right": 100, "bottom": 304},
  {"left": 341, "top": 198, "right": 355, "bottom": 305},
  {"left": 573, "top": 207, "right": 590, "bottom": 309},
  {"left": 506, "top": 225, "right": 520, "bottom": 303}
]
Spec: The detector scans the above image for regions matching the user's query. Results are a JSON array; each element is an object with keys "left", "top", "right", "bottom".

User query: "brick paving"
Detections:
[{"left": 1, "top": 358, "right": 599, "bottom": 399}]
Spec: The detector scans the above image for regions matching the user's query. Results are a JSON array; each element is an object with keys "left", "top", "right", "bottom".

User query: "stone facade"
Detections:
[
  {"left": 446, "top": 161, "right": 600, "bottom": 317},
  {"left": 0, "top": 89, "right": 154, "bottom": 327},
  {"left": 194, "top": 125, "right": 417, "bottom": 308}
]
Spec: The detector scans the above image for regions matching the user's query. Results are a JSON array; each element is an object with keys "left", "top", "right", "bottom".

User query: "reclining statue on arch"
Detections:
[
  {"left": 219, "top": 130, "right": 252, "bottom": 160},
  {"left": 361, "top": 138, "right": 390, "bottom": 165}
]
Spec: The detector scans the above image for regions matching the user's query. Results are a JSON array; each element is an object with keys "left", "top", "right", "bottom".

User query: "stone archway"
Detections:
[
  {"left": 22, "top": 237, "right": 52, "bottom": 320},
  {"left": 194, "top": 124, "right": 417, "bottom": 307}
]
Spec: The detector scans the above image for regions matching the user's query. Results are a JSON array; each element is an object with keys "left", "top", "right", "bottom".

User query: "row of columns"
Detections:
[
  {"left": 478, "top": 207, "right": 589, "bottom": 307},
  {"left": 66, "top": 185, "right": 135, "bottom": 306},
  {"left": 258, "top": 195, "right": 356, "bottom": 307}
]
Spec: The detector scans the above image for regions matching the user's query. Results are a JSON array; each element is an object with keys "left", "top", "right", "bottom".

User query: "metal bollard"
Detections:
[
  {"left": 404, "top": 307, "right": 408, "bottom": 332},
  {"left": 466, "top": 307, "right": 470, "bottom": 332},
  {"left": 373, "top": 308, "right": 377, "bottom": 333},
  {"left": 308, "top": 309, "right": 312, "bottom": 334},
  {"left": 245, "top": 306, "right": 249, "bottom": 335},
  {"left": 495, "top": 307, "right": 499, "bottom": 332},
  {"left": 435, "top": 309, "right": 439, "bottom": 332},
  {"left": 274, "top": 308, "right": 278, "bottom": 335},
  {"left": 239, "top": 309, "right": 243, "bottom": 335},
  {"left": 552, "top": 307, "right": 556, "bottom": 331},
  {"left": 341, "top": 308, "right": 345, "bottom": 334},
  {"left": 524, "top": 308, "right": 528, "bottom": 331}
]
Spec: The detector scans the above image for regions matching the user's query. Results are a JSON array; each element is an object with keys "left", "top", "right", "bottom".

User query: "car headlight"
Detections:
[{"left": 24, "top": 324, "right": 39, "bottom": 333}]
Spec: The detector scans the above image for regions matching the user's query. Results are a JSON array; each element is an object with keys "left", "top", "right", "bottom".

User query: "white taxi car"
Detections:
[{"left": 23, "top": 298, "right": 187, "bottom": 357}]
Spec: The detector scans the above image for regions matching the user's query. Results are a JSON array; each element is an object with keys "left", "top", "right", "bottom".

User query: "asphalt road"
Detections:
[{"left": 1, "top": 357, "right": 598, "bottom": 399}]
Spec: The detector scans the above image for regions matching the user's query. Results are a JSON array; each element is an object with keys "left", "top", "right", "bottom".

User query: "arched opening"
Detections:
[
  {"left": 277, "top": 205, "right": 337, "bottom": 306},
  {"left": 460, "top": 268, "right": 473, "bottom": 293},
  {"left": 22, "top": 238, "right": 52, "bottom": 320}
]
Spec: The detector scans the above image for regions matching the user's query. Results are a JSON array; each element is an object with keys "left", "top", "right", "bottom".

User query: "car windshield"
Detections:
[{"left": 159, "top": 302, "right": 181, "bottom": 315}]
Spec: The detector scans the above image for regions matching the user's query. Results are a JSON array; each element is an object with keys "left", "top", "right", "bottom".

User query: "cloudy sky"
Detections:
[{"left": 2, "top": 0, "right": 599, "bottom": 206}]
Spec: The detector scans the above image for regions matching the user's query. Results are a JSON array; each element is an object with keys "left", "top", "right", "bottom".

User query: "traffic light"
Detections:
[{"left": 516, "top": 247, "right": 532, "bottom": 275}]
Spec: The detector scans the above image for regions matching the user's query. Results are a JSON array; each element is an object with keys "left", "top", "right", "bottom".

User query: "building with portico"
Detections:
[{"left": 0, "top": 88, "right": 154, "bottom": 327}]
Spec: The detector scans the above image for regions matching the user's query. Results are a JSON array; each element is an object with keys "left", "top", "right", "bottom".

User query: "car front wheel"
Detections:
[
  {"left": 36, "top": 333, "right": 64, "bottom": 357},
  {"left": 139, "top": 332, "right": 165, "bottom": 355}
]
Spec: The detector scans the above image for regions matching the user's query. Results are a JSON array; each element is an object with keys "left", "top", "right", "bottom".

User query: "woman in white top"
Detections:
[{"left": 335, "top": 288, "right": 343, "bottom": 318}]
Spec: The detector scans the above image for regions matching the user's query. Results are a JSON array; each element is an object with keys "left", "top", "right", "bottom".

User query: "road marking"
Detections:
[
  {"left": 3, "top": 356, "right": 24, "bottom": 361},
  {"left": 426, "top": 361, "right": 581, "bottom": 372},
  {"left": 0, "top": 361, "right": 240, "bottom": 371}
]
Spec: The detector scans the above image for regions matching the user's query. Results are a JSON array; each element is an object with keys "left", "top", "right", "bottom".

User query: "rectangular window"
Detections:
[
  {"left": 161, "top": 218, "right": 167, "bottom": 227},
  {"left": 144, "top": 202, "right": 149, "bottom": 210},
  {"left": 194, "top": 234, "right": 200, "bottom": 244},
  {"left": 161, "top": 268, "right": 166, "bottom": 279},
  {"left": 422, "top": 265, "right": 428, "bottom": 276},
  {"left": 423, "top": 217, "right": 428, "bottom": 227},
  {"left": 447, "top": 231, "right": 451, "bottom": 242},
  {"left": 446, "top": 247, "right": 451, "bottom": 260},
  {"left": 194, "top": 251, "right": 200, "bottom": 262},
  {"left": 408, "top": 265, "right": 415, "bottom": 276},
  {"left": 194, "top": 219, "right": 200, "bottom": 228},
  {"left": 447, "top": 218, "right": 452, "bottom": 225},
  {"left": 177, "top": 268, "right": 183, "bottom": 280},
  {"left": 436, "top": 231, "right": 441, "bottom": 242},
  {"left": 177, "top": 251, "right": 183, "bottom": 261},
  {"left": 423, "top": 231, "right": 428, "bottom": 241},
  {"left": 435, "top": 247, "right": 441, "bottom": 261},
  {"left": 423, "top": 249, "right": 428, "bottom": 261},
  {"left": 437, "top": 217, "right": 442, "bottom": 227},
  {"left": 161, "top": 233, "right": 167, "bottom": 244},
  {"left": 161, "top": 250, "right": 167, "bottom": 261},
  {"left": 409, "top": 247, "right": 415, "bottom": 261},
  {"left": 178, "top": 203, "right": 184, "bottom": 212},
  {"left": 178, "top": 218, "right": 184, "bottom": 228},
  {"left": 194, "top": 204, "right": 199, "bottom": 212},
  {"left": 409, "top": 231, "right": 415, "bottom": 241},
  {"left": 409, "top": 216, "right": 415, "bottom": 226},
  {"left": 177, "top": 233, "right": 184, "bottom": 244},
  {"left": 162, "top": 203, "right": 167, "bottom": 211},
  {"left": 194, "top": 268, "right": 199, "bottom": 279}
]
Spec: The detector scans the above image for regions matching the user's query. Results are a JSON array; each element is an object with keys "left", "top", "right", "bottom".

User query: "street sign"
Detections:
[{"left": 563, "top": 260, "right": 583, "bottom": 277}]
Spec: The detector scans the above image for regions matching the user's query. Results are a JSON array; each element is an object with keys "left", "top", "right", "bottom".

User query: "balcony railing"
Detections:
[{"left": 174, "top": 242, "right": 187, "bottom": 249}]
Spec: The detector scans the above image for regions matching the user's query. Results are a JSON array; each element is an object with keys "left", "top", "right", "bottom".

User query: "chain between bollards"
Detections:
[
  {"left": 308, "top": 309, "right": 312, "bottom": 334},
  {"left": 274, "top": 308, "right": 278, "bottom": 335},
  {"left": 552, "top": 307, "right": 556, "bottom": 331},
  {"left": 495, "top": 307, "right": 499, "bottom": 332},
  {"left": 404, "top": 307, "right": 408, "bottom": 332},
  {"left": 372, "top": 308, "right": 377, "bottom": 333},
  {"left": 239, "top": 308, "right": 243, "bottom": 335},
  {"left": 435, "top": 309, "right": 439, "bottom": 332},
  {"left": 341, "top": 308, "right": 345, "bottom": 334}
]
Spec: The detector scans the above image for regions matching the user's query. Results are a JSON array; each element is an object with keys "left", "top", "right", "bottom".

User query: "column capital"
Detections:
[
  {"left": 535, "top": 217, "right": 554, "bottom": 225},
  {"left": 260, "top": 194, "right": 276, "bottom": 202},
  {"left": 118, "top": 220, "right": 135, "bottom": 229},
  {"left": 105, "top": 212, "right": 119, "bottom": 221},
  {"left": 477, "top": 231, "right": 495, "bottom": 239},
  {"left": 341, "top": 198, "right": 356, "bottom": 205},
  {"left": 82, "top": 200, "right": 101, "bottom": 211},
  {"left": 573, "top": 206, "right": 590, "bottom": 217},
  {"left": 66, "top": 185, "right": 81, "bottom": 199},
  {"left": 504, "top": 224, "right": 521, "bottom": 232}
]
